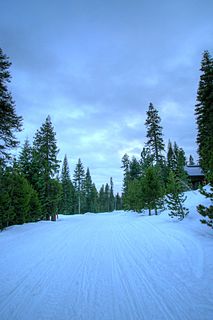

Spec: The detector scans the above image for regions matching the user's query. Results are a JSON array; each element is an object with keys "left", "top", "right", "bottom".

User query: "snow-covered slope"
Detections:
[{"left": 0, "top": 190, "right": 212, "bottom": 320}]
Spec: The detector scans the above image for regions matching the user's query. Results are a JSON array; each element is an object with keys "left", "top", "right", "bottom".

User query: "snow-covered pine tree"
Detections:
[
  {"left": 73, "top": 158, "right": 85, "bottom": 214},
  {"left": 0, "top": 48, "right": 22, "bottom": 164},
  {"left": 166, "top": 170, "right": 189, "bottom": 220}
]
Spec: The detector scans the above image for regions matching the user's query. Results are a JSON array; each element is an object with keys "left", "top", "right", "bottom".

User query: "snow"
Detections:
[{"left": 0, "top": 190, "right": 213, "bottom": 320}]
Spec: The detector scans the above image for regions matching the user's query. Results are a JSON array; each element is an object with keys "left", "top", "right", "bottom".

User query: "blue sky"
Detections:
[{"left": 1, "top": 0, "right": 213, "bottom": 193}]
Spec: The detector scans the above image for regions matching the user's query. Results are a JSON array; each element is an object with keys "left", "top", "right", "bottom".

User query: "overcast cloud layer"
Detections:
[{"left": 1, "top": 0, "right": 213, "bottom": 193}]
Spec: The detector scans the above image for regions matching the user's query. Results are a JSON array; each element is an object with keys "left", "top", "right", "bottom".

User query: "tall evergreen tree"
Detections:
[
  {"left": 115, "top": 193, "right": 122, "bottom": 210},
  {"left": 0, "top": 48, "right": 22, "bottom": 164},
  {"left": 90, "top": 183, "right": 99, "bottom": 213},
  {"left": 109, "top": 177, "right": 115, "bottom": 211},
  {"left": 195, "top": 50, "right": 213, "bottom": 178},
  {"left": 188, "top": 155, "right": 195, "bottom": 165},
  {"left": 98, "top": 185, "right": 105, "bottom": 212},
  {"left": 73, "top": 158, "right": 85, "bottom": 214},
  {"left": 33, "top": 115, "right": 60, "bottom": 220},
  {"left": 129, "top": 156, "right": 141, "bottom": 181},
  {"left": 140, "top": 166, "right": 164, "bottom": 215},
  {"left": 195, "top": 51, "right": 213, "bottom": 228},
  {"left": 104, "top": 183, "right": 110, "bottom": 212},
  {"left": 145, "top": 102, "right": 165, "bottom": 164},
  {"left": 140, "top": 147, "right": 154, "bottom": 175},
  {"left": 121, "top": 153, "right": 130, "bottom": 209},
  {"left": 60, "top": 155, "right": 74, "bottom": 214},
  {"left": 18, "top": 138, "right": 33, "bottom": 182},
  {"left": 84, "top": 168, "right": 93, "bottom": 212}
]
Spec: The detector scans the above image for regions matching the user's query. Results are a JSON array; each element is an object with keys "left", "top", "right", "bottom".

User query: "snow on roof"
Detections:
[{"left": 184, "top": 166, "right": 204, "bottom": 176}]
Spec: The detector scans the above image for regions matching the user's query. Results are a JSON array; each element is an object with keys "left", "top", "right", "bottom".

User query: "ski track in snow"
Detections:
[{"left": 0, "top": 211, "right": 213, "bottom": 320}]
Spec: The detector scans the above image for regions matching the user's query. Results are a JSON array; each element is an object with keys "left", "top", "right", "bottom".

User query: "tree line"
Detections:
[
  {"left": 120, "top": 50, "right": 213, "bottom": 227},
  {"left": 0, "top": 47, "right": 212, "bottom": 230},
  {"left": 121, "top": 103, "right": 190, "bottom": 219},
  {"left": 0, "top": 48, "right": 121, "bottom": 230}
]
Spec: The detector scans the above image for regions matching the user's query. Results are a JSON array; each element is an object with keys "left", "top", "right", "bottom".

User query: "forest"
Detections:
[{"left": 0, "top": 48, "right": 212, "bottom": 230}]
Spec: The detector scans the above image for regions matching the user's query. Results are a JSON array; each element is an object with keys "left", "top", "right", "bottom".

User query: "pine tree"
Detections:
[
  {"left": 18, "top": 138, "right": 33, "bottom": 182},
  {"left": 90, "top": 183, "right": 99, "bottom": 213},
  {"left": 166, "top": 170, "right": 189, "bottom": 220},
  {"left": 140, "top": 147, "right": 154, "bottom": 175},
  {"left": 129, "top": 156, "right": 141, "bottom": 181},
  {"left": 0, "top": 167, "right": 12, "bottom": 230},
  {"left": 167, "top": 140, "right": 175, "bottom": 170},
  {"left": 109, "top": 177, "right": 115, "bottom": 211},
  {"left": 84, "top": 168, "right": 93, "bottom": 212},
  {"left": 60, "top": 155, "right": 74, "bottom": 214},
  {"left": 198, "top": 186, "right": 213, "bottom": 228},
  {"left": 32, "top": 115, "right": 60, "bottom": 220},
  {"left": 115, "top": 193, "right": 122, "bottom": 210},
  {"left": 104, "top": 183, "right": 110, "bottom": 212},
  {"left": 140, "top": 166, "right": 164, "bottom": 215},
  {"left": 195, "top": 51, "right": 213, "bottom": 177},
  {"left": 195, "top": 51, "right": 213, "bottom": 228},
  {"left": 73, "top": 158, "right": 85, "bottom": 214},
  {"left": 98, "top": 185, "right": 105, "bottom": 212},
  {"left": 188, "top": 155, "right": 195, "bottom": 165},
  {"left": 121, "top": 153, "right": 130, "bottom": 209},
  {"left": 145, "top": 102, "right": 165, "bottom": 164},
  {"left": 0, "top": 48, "right": 22, "bottom": 164}
]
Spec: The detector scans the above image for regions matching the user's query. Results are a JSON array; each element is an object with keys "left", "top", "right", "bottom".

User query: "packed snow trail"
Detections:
[{"left": 0, "top": 210, "right": 213, "bottom": 320}]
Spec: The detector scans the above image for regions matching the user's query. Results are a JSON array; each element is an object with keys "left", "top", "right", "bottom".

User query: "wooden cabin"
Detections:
[{"left": 184, "top": 165, "right": 205, "bottom": 190}]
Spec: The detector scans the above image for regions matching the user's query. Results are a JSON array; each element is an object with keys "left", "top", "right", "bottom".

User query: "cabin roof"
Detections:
[{"left": 184, "top": 165, "right": 204, "bottom": 177}]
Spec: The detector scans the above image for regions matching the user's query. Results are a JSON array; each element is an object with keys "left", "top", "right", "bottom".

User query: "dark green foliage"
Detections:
[
  {"left": 32, "top": 116, "right": 60, "bottom": 220},
  {"left": 140, "top": 166, "right": 164, "bottom": 215},
  {"left": 195, "top": 51, "right": 213, "bottom": 177},
  {"left": 145, "top": 103, "right": 165, "bottom": 164},
  {"left": 125, "top": 179, "right": 143, "bottom": 212},
  {"left": 197, "top": 185, "right": 213, "bottom": 228},
  {"left": 83, "top": 168, "right": 93, "bottom": 212},
  {"left": 98, "top": 185, "right": 106, "bottom": 212},
  {"left": 195, "top": 51, "right": 213, "bottom": 228},
  {"left": 115, "top": 193, "right": 122, "bottom": 210},
  {"left": 90, "top": 183, "right": 99, "bottom": 213},
  {"left": 73, "top": 158, "right": 85, "bottom": 214},
  {"left": 60, "top": 155, "right": 74, "bottom": 214},
  {"left": 18, "top": 138, "right": 33, "bottom": 182},
  {"left": 129, "top": 156, "right": 141, "bottom": 180},
  {"left": 28, "top": 188, "right": 42, "bottom": 222},
  {"left": 0, "top": 48, "right": 22, "bottom": 164},
  {"left": 109, "top": 177, "right": 115, "bottom": 211},
  {"left": 121, "top": 153, "right": 130, "bottom": 192},
  {"left": 104, "top": 183, "right": 110, "bottom": 212},
  {"left": 140, "top": 147, "right": 154, "bottom": 174},
  {"left": 166, "top": 141, "right": 189, "bottom": 191},
  {"left": 166, "top": 170, "right": 189, "bottom": 220}
]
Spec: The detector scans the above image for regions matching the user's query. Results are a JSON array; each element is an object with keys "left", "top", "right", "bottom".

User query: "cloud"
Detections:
[{"left": 1, "top": 0, "right": 213, "bottom": 193}]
